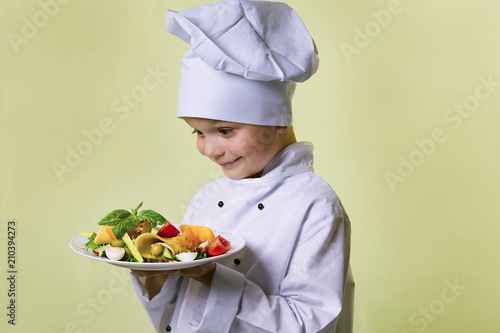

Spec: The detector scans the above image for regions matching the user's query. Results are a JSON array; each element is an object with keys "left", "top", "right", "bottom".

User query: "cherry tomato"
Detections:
[
  {"left": 207, "top": 235, "right": 231, "bottom": 256},
  {"left": 157, "top": 222, "right": 180, "bottom": 238}
]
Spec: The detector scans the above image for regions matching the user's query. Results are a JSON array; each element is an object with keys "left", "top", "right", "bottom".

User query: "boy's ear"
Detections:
[{"left": 276, "top": 126, "right": 289, "bottom": 134}]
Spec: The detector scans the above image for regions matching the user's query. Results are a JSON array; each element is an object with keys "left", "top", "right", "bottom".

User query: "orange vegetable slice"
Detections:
[
  {"left": 180, "top": 225, "right": 216, "bottom": 245},
  {"left": 94, "top": 226, "right": 115, "bottom": 245},
  {"left": 179, "top": 226, "right": 199, "bottom": 250},
  {"left": 106, "top": 227, "right": 116, "bottom": 240}
]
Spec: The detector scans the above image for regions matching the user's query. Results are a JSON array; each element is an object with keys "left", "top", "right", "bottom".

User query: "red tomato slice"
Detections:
[
  {"left": 157, "top": 223, "right": 180, "bottom": 238},
  {"left": 207, "top": 235, "right": 231, "bottom": 256}
]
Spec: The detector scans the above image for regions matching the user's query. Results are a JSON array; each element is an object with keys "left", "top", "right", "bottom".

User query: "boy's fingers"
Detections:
[{"left": 131, "top": 269, "right": 170, "bottom": 277}]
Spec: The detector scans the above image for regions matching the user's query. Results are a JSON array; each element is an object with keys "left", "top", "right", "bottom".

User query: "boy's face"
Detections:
[{"left": 184, "top": 117, "right": 287, "bottom": 179}]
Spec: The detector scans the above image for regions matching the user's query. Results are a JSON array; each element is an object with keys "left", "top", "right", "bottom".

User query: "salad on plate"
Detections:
[{"left": 75, "top": 202, "right": 233, "bottom": 265}]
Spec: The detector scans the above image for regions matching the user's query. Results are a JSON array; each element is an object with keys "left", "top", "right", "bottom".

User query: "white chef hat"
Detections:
[{"left": 165, "top": 0, "right": 319, "bottom": 126}]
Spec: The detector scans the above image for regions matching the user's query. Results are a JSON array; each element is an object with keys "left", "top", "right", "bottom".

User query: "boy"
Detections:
[{"left": 131, "top": 1, "right": 354, "bottom": 332}]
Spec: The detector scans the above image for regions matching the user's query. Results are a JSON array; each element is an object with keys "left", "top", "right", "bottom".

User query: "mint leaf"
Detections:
[
  {"left": 111, "top": 224, "right": 128, "bottom": 239},
  {"left": 132, "top": 202, "right": 144, "bottom": 215},
  {"left": 98, "top": 209, "right": 132, "bottom": 226},
  {"left": 95, "top": 203, "right": 169, "bottom": 240},
  {"left": 138, "top": 210, "right": 167, "bottom": 227},
  {"left": 112, "top": 215, "right": 140, "bottom": 239}
]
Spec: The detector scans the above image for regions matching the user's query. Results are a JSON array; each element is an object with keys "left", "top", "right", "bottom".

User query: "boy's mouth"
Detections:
[{"left": 218, "top": 157, "right": 241, "bottom": 168}]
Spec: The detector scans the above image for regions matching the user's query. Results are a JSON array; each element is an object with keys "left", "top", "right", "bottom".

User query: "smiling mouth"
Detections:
[{"left": 218, "top": 157, "right": 241, "bottom": 168}]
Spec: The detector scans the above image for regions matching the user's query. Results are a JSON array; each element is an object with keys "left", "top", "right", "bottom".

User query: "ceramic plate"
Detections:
[{"left": 69, "top": 228, "right": 245, "bottom": 271}]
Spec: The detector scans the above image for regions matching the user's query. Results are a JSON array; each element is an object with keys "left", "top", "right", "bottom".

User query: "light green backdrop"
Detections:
[{"left": 1, "top": 0, "right": 499, "bottom": 332}]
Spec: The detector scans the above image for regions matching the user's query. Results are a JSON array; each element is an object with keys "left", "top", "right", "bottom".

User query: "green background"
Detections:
[{"left": 1, "top": 0, "right": 499, "bottom": 332}]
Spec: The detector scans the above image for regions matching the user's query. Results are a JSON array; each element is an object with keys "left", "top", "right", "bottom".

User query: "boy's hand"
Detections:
[
  {"left": 131, "top": 270, "right": 171, "bottom": 300},
  {"left": 131, "top": 262, "right": 216, "bottom": 300},
  {"left": 170, "top": 261, "right": 216, "bottom": 288}
]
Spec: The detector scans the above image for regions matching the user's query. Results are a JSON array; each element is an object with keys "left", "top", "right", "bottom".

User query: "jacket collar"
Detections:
[
  {"left": 228, "top": 141, "right": 314, "bottom": 187},
  {"left": 261, "top": 141, "right": 314, "bottom": 178}
]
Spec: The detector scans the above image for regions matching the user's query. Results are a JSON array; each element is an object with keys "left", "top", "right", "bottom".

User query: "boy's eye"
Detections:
[
  {"left": 218, "top": 128, "right": 233, "bottom": 135},
  {"left": 191, "top": 129, "right": 204, "bottom": 136}
]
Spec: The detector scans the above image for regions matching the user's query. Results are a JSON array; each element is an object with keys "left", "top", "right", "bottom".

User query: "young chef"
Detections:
[{"left": 130, "top": 1, "right": 354, "bottom": 332}]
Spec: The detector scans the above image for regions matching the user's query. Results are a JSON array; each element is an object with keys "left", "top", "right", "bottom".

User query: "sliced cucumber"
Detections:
[
  {"left": 162, "top": 244, "right": 175, "bottom": 260},
  {"left": 122, "top": 233, "right": 144, "bottom": 263}
]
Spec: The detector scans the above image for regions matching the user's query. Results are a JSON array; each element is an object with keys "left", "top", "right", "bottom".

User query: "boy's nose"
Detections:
[{"left": 203, "top": 138, "right": 224, "bottom": 158}]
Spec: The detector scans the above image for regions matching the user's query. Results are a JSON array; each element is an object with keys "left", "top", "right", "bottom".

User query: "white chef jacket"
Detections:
[{"left": 131, "top": 141, "right": 354, "bottom": 333}]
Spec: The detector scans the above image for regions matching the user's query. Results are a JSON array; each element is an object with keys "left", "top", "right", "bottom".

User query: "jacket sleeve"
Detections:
[
  {"left": 130, "top": 272, "right": 183, "bottom": 332},
  {"left": 189, "top": 198, "right": 352, "bottom": 333}
]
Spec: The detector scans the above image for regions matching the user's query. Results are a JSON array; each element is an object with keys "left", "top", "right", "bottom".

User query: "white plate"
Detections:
[{"left": 69, "top": 228, "right": 245, "bottom": 271}]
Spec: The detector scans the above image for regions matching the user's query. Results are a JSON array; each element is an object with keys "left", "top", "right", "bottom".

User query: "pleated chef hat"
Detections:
[{"left": 165, "top": 0, "right": 319, "bottom": 126}]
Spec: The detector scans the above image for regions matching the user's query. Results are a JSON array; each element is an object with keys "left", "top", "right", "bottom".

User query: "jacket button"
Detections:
[
  {"left": 218, "top": 201, "right": 224, "bottom": 208},
  {"left": 166, "top": 325, "right": 171, "bottom": 332},
  {"left": 234, "top": 258, "right": 241, "bottom": 265},
  {"left": 258, "top": 203, "right": 264, "bottom": 210}
]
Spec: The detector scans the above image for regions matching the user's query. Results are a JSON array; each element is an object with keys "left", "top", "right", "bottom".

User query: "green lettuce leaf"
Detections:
[{"left": 84, "top": 232, "right": 100, "bottom": 250}]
